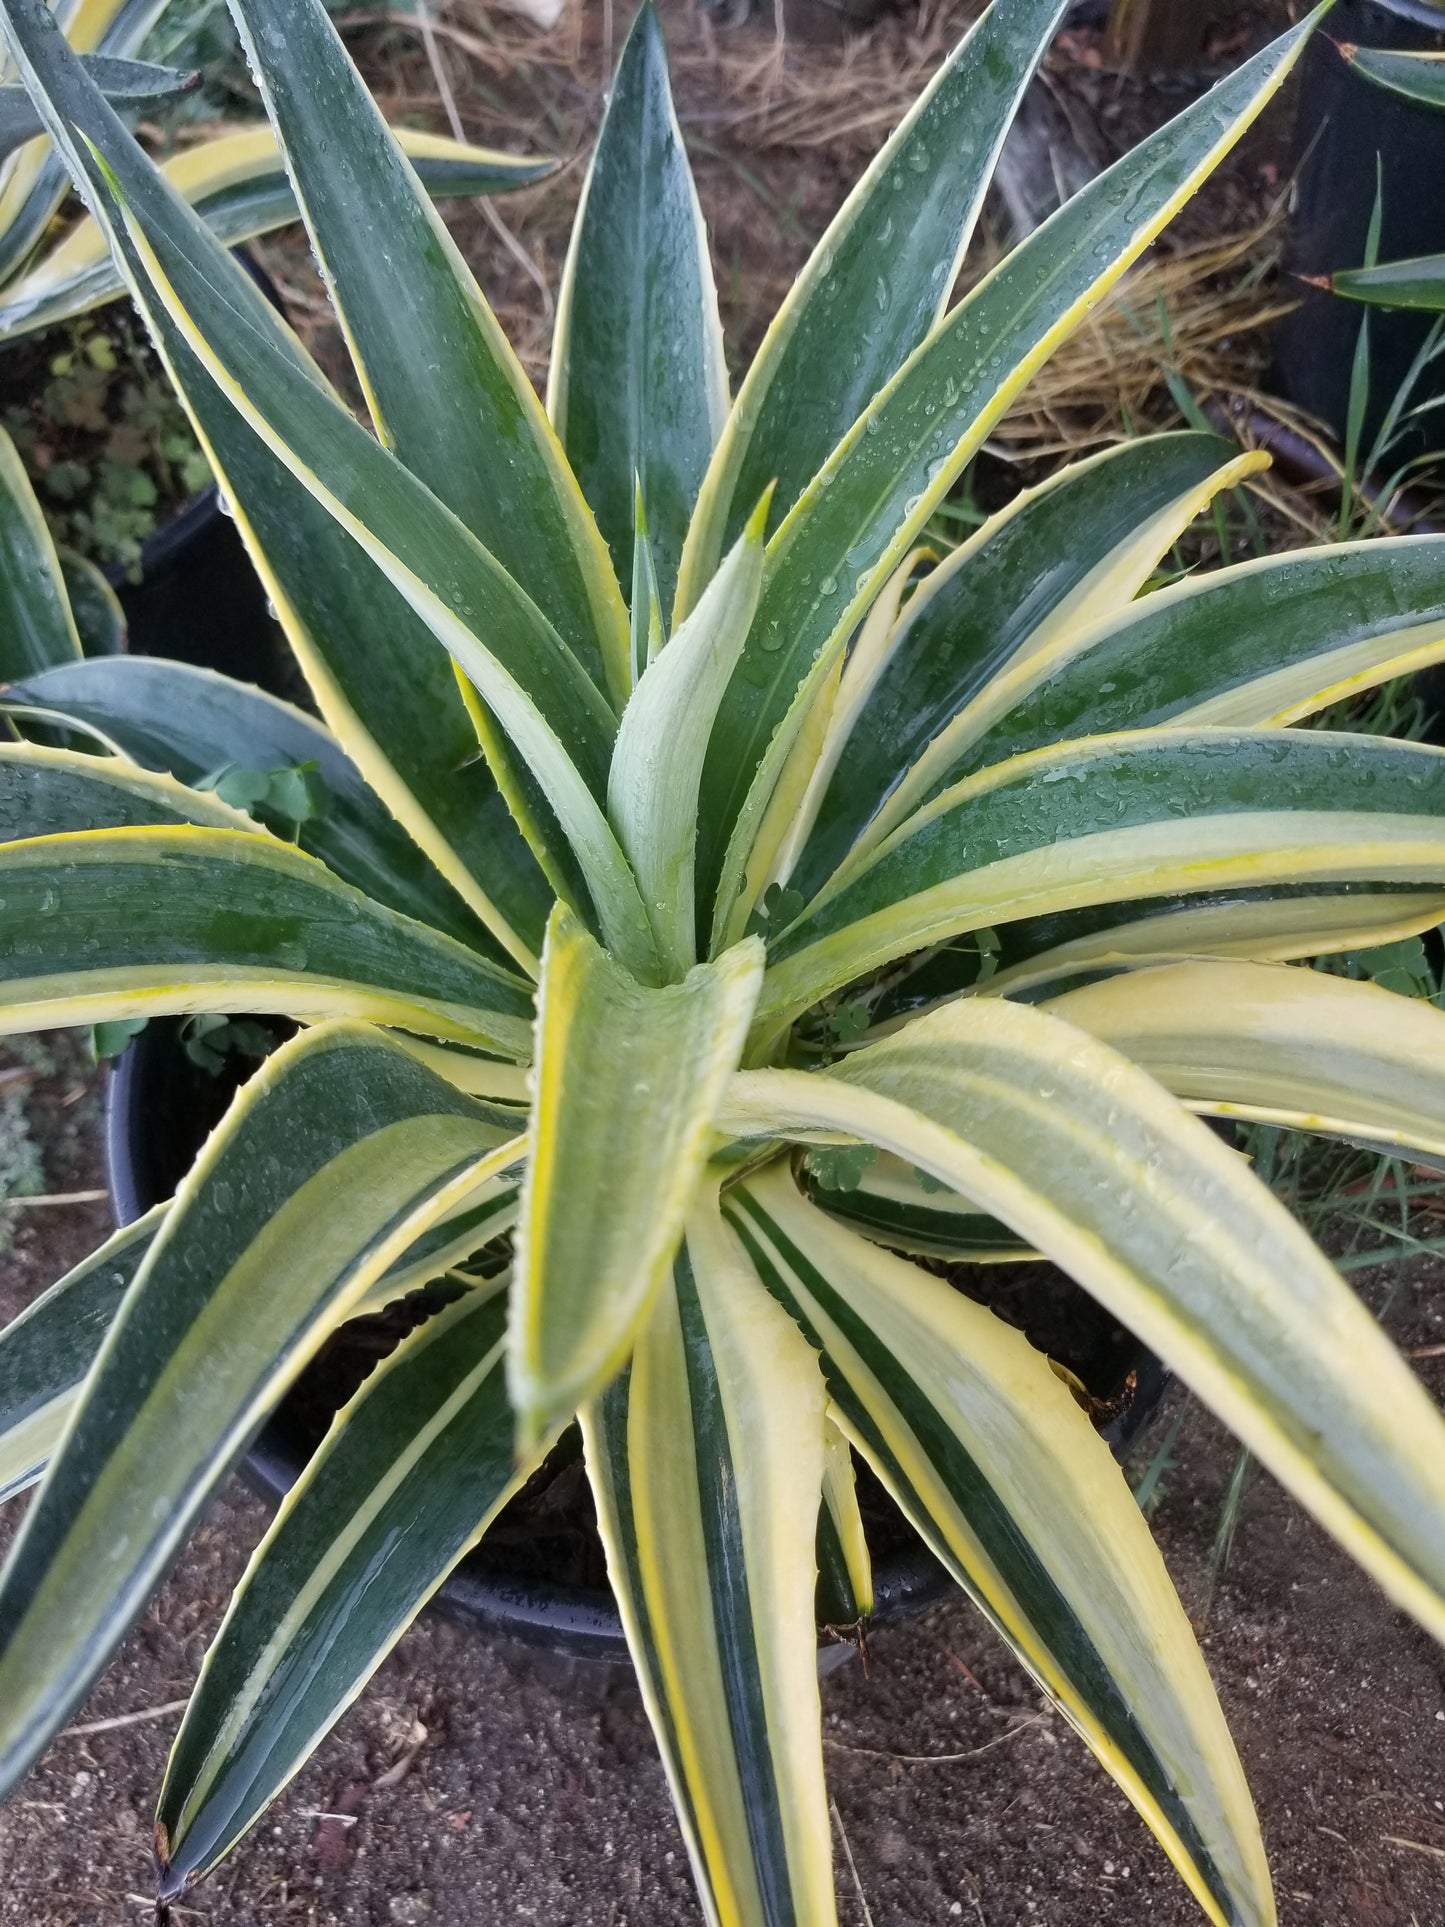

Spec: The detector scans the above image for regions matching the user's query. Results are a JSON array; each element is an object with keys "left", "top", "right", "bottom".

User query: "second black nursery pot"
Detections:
[{"left": 1276, "top": 0, "right": 1445, "bottom": 461}]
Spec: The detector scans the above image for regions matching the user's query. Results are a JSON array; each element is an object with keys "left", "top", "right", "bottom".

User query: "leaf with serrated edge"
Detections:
[
  {"left": 0, "top": 826, "right": 535, "bottom": 1055},
  {"left": 156, "top": 1285, "right": 547, "bottom": 1894},
  {"left": 0, "top": 1208, "right": 163, "bottom": 1503}
]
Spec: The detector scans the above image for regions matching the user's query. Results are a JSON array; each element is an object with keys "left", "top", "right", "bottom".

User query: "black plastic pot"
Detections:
[
  {"left": 1275, "top": 0, "right": 1445, "bottom": 460},
  {"left": 106, "top": 1020, "right": 1167, "bottom": 1666},
  {"left": 105, "top": 249, "right": 292, "bottom": 698}
]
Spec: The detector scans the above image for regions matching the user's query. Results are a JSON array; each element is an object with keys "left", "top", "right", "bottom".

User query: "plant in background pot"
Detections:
[
  {"left": 1323, "top": 47, "right": 1445, "bottom": 312},
  {"left": 8, "top": 2, "right": 1445, "bottom": 1923},
  {"left": 0, "top": 0, "right": 552, "bottom": 653}
]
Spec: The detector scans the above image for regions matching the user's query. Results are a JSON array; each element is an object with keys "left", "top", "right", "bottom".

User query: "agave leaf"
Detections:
[
  {"left": 948, "top": 535, "right": 1445, "bottom": 786},
  {"left": 0, "top": 738, "right": 269, "bottom": 837},
  {"left": 721, "top": 996, "right": 1445, "bottom": 1643},
  {"left": 582, "top": 1203, "right": 833, "bottom": 1927},
  {"left": 226, "top": 0, "right": 625, "bottom": 702},
  {"left": 1047, "top": 959, "right": 1445, "bottom": 1157},
  {"left": 0, "top": 127, "right": 558, "bottom": 341},
  {"left": 549, "top": 1, "right": 727, "bottom": 619},
  {"left": 155, "top": 1285, "right": 545, "bottom": 1895},
  {"left": 3, "top": 30, "right": 556, "bottom": 975},
  {"left": 0, "top": 0, "right": 169, "bottom": 285},
  {"left": 0, "top": 53, "right": 191, "bottom": 162},
  {"left": 759, "top": 730, "right": 1445, "bottom": 1032},
  {"left": 0, "top": 1024, "right": 525, "bottom": 1796},
  {"left": 0, "top": 826, "right": 535, "bottom": 1054},
  {"left": 628, "top": 484, "right": 665, "bottom": 686},
  {"left": 54, "top": 545, "right": 124, "bottom": 653},
  {"left": 0, "top": 425, "right": 81, "bottom": 678},
  {"left": 818, "top": 1414, "right": 872, "bottom": 1622},
  {"left": 607, "top": 498, "right": 767, "bottom": 975},
  {"left": 694, "top": 13, "right": 1320, "bottom": 949},
  {"left": 731, "top": 1166, "right": 1273, "bottom": 1927},
  {"left": 510, "top": 909, "right": 763, "bottom": 1445},
  {"left": 1329, "top": 255, "right": 1445, "bottom": 313},
  {"left": 7, "top": 657, "right": 508, "bottom": 958},
  {"left": 800, "top": 1149, "right": 1034, "bottom": 1261},
  {"left": 0, "top": 1207, "right": 163, "bottom": 1504},
  {"left": 788, "top": 433, "right": 1262, "bottom": 899},
  {"left": 1345, "top": 43, "right": 1445, "bottom": 110},
  {"left": 678, "top": 0, "right": 1069, "bottom": 603},
  {"left": 974, "top": 888, "right": 1445, "bottom": 1002}
]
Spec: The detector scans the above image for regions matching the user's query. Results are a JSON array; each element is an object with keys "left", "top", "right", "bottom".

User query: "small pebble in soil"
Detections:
[{"left": 387, "top": 1896, "right": 434, "bottom": 1924}]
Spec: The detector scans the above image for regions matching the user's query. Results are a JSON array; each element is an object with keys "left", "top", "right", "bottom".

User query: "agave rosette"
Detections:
[{"left": 3, "top": 2, "right": 1445, "bottom": 1923}]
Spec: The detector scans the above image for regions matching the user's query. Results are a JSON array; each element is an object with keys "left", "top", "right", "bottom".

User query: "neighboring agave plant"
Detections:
[
  {"left": 1324, "top": 46, "right": 1445, "bottom": 312},
  {"left": 7, "top": 1, "right": 1445, "bottom": 1922},
  {"left": 0, "top": 0, "right": 551, "bottom": 342}
]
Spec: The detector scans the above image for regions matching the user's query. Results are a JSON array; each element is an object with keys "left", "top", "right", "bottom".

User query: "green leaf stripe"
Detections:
[
  {"left": 728, "top": 1171, "right": 1265, "bottom": 1927},
  {"left": 549, "top": 0, "right": 727, "bottom": 620},
  {"left": 954, "top": 535, "right": 1445, "bottom": 783},
  {"left": 759, "top": 730, "right": 1445, "bottom": 1026},
  {"left": 789, "top": 431, "right": 1244, "bottom": 898}
]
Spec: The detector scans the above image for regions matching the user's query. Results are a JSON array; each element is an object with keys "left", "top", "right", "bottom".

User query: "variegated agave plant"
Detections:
[
  {"left": 4, "top": 2, "right": 1445, "bottom": 1923},
  {"left": 0, "top": 0, "right": 548, "bottom": 342}
]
